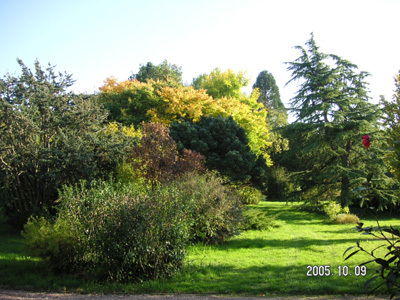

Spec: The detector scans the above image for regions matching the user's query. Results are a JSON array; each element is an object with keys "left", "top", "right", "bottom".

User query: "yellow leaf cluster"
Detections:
[
  {"left": 99, "top": 76, "right": 150, "bottom": 94},
  {"left": 148, "top": 86, "right": 218, "bottom": 123},
  {"left": 105, "top": 121, "right": 142, "bottom": 138},
  {"left": 100, "top": 77, "right": 272, "bottom": 165}
]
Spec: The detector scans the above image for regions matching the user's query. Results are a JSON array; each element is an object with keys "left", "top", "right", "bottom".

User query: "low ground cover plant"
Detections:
[
  {"left": 323, "top": 202, "right": 360, "bottom": 224},
  {"left": 241, "top": 207, "right": 280, "bottom": 230}
]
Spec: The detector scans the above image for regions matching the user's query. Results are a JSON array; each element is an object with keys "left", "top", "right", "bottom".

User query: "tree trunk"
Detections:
[{"left": 340, "top": 140, "right": 352, "bottom": 207}]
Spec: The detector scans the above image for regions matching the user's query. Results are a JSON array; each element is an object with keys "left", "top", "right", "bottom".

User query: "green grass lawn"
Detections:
[{"left": 0, "top": 201, "right": 398, "bottom": 296}]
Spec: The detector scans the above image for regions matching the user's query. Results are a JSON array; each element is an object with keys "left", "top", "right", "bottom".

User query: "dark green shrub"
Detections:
[
  {"left": 169, "top": 116, "right": 268, "bottom": 188},
  {"left": 172, "top": 171, "right": 243, "bottom": 244},
  {"left": 0, "top": 60, "right": 136, "bottom": 229},
  {"left": 23, "top": 180, "right": 191, "bottom": 282},
  {"left": 242, "top": 208, "right": 280, "bottom": 231}
]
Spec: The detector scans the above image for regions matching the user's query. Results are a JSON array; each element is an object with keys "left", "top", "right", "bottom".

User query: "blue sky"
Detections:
[{"left": 1, "top": 0, "right": 399, "bottom": 108}]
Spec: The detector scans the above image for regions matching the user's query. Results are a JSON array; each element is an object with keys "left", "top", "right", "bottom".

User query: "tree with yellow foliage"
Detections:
[
  {"left": 99, "top": 76, "right": 272, "bottom": 165},
  {"left": 192, "top": 68, "right": 248, "bottom": 99}
]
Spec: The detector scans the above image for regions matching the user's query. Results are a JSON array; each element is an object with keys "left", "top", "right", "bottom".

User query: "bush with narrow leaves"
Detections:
[
  {"left": 23, "top": 180, "right": 191, "bottom": 282},
  {"left": 172, "top": 171, "right": 243, "bottom": 244},
  {"left": 331, "top": 213, "right": 359, "bottom": 224}
]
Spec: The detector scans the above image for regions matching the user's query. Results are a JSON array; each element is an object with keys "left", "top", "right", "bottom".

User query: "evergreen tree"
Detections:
[
  {"left": 0, "top": 60, "right": 129, "bottom": 228},
  {"left": 169, "top": 115, "right": 268, "bottom": 190},
  {"left": 253, "top": 70, "right": 289, "bottom": 155},
  {"left": 129, "top": 60, "right": 182, "bottom": 85},
  {"left": 253, "top": 70, "right": 287, "bottom": 127},
  {"left": 381, "top": 71, "right": 400, "bottom": 180},
  {"left": 282, "top": 33, "right": 392, "bottom": 208}
]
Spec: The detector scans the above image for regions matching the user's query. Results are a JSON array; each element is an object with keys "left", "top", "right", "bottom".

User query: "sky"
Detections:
[{"left": 1, "top": 0, "right": 399, "bottom": 111}]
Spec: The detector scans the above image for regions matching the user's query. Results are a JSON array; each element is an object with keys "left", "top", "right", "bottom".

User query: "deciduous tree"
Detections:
[
  {"left": 128, "top": 122, "right": 204, "bottom": 187},
  {"left": 99, "top": 78, "right": 272, "bottom": 165},
  {"left": 192, "top": 68, "right": 248, "bottom": 99}
]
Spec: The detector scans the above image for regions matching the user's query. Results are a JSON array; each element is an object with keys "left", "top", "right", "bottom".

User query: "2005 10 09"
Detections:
[{"left": 306, "top": 265, "right": 367, "bottom": 277}]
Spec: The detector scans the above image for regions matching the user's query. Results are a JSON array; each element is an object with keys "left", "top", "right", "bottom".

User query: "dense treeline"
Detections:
[{"left": 1, "top": 34, "right": 400, "bottom": 282}]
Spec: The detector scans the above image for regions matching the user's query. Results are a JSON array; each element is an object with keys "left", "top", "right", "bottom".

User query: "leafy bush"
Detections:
[
  {"left": 128, "top": 122, "right": 205, "bottom": 187},
  {"left": 23, "top": 180, "right": 191, "bottom": 282},
  {"left": 0, "top": 60, "right": 135, "bottom": 229},
  {"left": 323, "top": 202, "right": 343, "bottom": 219},
  {"left": 172, "top": 171, "right": 243, "bottom": 244},
  {"left": 241, "top": 208, "right": 280, "bottom": 231},
  {"left": 323, "top": 202, "right": 359, "bottom": 224},
  {"left": 236, "top": 185, "right": 262, "bottom": 205},
  {"left": 22, "top": 217, "right": 83, "bottom": 273},
  {"left": 345, "top": 220, "right": 400, "bottom": 298}
]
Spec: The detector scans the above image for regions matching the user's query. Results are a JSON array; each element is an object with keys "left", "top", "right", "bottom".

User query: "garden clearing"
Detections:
[{"left": 1, "top": 202, "right": 399, "bottom": 297}]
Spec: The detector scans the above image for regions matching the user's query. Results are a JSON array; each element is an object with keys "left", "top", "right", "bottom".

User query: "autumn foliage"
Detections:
[
  {"left": 128, "top": 122, "right": 205, "bottom": 186},
  {"left": 100, "top": 77, "right": 272, "bottom": 165}
]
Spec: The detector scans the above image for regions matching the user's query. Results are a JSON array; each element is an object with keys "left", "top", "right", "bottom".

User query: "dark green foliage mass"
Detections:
[
  {"left": 0, "top": 60, "right": 132, "bottom": 228},
  {"left": 129, "top": 60, "right": 183, "bottom": 84},
  {"left": 281, "top": 33, "right": 396, "bottom": 209},
  {"left": 253, "top": 70, "right": 287, "bottom": 128},
  {"left": 169, "top": 115, "right": 268, "bottom": 189}
]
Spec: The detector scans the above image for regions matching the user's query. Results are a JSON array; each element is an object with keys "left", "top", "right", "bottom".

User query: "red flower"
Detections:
[{"left": 362, "top": 135, "right": 370, "bottom": 149}]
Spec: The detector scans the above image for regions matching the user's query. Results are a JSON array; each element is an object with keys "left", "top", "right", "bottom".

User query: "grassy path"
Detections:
[
  {"left": 137, "top": 202, "right": 398, "bottom": 296},
  {"left": 1, "top": 201, "right": 399, "bottom": 297}
]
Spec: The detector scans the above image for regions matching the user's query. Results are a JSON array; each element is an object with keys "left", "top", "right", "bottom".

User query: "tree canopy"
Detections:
[
  {"left": 192, "top": 68, "right": 249, "bottom": 99},
  {"left": 253, "top": 70, "right": 287, "bottom": 127},
  {"left": 0, "top": 60, "right": 131, "bottom": 227},
  {"left": 99, "top": 77, "right": 272, "bottom": 165},
  {"left": 381, "top": 70, "right": 400, "bottom": 180},
  {"left": 281, "top": 33, "right": 393, "bottom": 208},
  {"left": 169, "top": 115, "right": 268, "bottom": 188},
  {"left": 129, "top": 60, "right": 183, "bottom": 85}
]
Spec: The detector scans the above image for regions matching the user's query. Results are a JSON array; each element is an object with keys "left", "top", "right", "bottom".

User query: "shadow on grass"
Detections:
[
  {"left": 143, "top": 262, "right": 377, "bottom": 296},
  {"left": 222, "top": 237, "right": 368, "bottom": 250}
]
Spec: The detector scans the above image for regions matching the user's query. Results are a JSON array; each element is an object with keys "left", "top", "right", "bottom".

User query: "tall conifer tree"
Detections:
[
  {"left": 282, "top": 33, "right": 392, "bottom": 208},
  {"left": 253, "top": 70, "right": 287, "bottom": 128}
]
